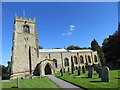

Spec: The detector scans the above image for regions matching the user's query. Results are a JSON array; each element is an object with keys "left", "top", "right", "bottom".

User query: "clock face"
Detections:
[{"left": 23, "top": 25, "right": 30, "bottom": 34}]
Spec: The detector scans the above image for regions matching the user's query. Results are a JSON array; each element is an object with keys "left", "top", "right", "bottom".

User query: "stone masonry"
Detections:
[{"left": 10, "top": 16, "right": 101, "bottom": 79}]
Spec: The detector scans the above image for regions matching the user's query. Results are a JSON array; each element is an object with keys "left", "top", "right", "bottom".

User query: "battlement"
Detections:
[{"left": 15, "top": 16, "right": 36, "bottom": 23}]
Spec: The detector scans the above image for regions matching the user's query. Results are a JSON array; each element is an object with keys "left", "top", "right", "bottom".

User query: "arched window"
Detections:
[
  {"left": 80, "top": 56, "right": 84, "bottom": 64},
  {"left": 53, "top": 59, "right": 57, "bottom": 68},
  {"left": 64, "top": 58, "right": 69, "bottom": 67},
  {"left": 94, "top": 55, "right": 97, "bottom": 62},
  {"left": 23, "top": 25, "right": 30, "bottom": 34},
  {"left": 88, "top": 56, "right": 91, "bottom": 63},
  {"left": 74, "top": 56, "right": 78, "bottom": 64}
]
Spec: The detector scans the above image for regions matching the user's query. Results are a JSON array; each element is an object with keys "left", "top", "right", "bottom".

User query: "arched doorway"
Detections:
[{"left": 45, "top": 64, "right": 52, "bottom": 75}]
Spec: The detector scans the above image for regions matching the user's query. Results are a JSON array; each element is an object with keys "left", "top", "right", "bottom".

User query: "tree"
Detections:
[
  {"left": 66, "top": 45, "right": 81, "bottom": 50},
  {"left": 2, "top": 61, "right": 11, "bottom": 80},
  {"left": 39, "top": 46, "right": 43, "bottom": 49},
  {"left": 102, "top": 23, "right": 120, "bottom": 66},
  {"left": 91, "top": 39, "right": 106, "bottom": 66}
]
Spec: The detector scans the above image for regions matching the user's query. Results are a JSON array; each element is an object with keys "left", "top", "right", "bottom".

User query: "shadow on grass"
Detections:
[
  {"left": 115, "top": 78, "right": 120, "bottom": 79},
  {"left": 11, "top": 86, "right": 18, "bottom": 88},
  {"left": 90, "top": 81, "right": 103, "bottom": 83},
  {"left": 81, "top": 77, "right": 89, "bottom": 78}
]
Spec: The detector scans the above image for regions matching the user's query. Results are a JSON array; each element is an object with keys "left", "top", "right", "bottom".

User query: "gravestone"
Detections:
[
  {"left": 98, "top": 68, "right": 102, "bottom": 78},
  {"left": 88, "top": 67, "right": 94, "bottom": 78},
  {"left": 78, "top": 66, "right": 81, "bottom": 76},
  {"left": 82, "top": 66, "right": 85, "bottom": 73},
  {"left": 71, "top": 67, "right": 74, "bottom": 74},
  {"left": 68, "top": 67, "right": 70, "bottom": 72},
  {"left": 64, "top": 68, "right": 65, "bottom": 73},
  {"left": 78, "top": 69, "right": 80, "bottom": 76},
  {"left": 101, "top": 66, "right": 110, "bottom": 82},
  {"left": 76, "top": 66, "right": 78, "bottom": 70},
  {"left": 60, "top": 69, "right": 63, "bottom": 76}
]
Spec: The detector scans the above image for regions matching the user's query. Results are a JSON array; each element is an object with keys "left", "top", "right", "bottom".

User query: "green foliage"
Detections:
[
  {"left": 54, "top": 70, "right": 120, "bottom": 89},
  {"left": 102, "top": 23, "right": 120, "bottom": 67},
  {"left": 66, "top": 45, "right": 90, "bottom": 50},
  {"left": 67, "top": 45, "right": 80, "bottom": 50},
  {"left": 2, "top": 61, "right": 11, "bottom": 80},
  {"left": 0, "top": 64, "right": 2, "bottom": 76},
  {"left": 91, "top": 39, "right": 106, "bottom": 66},
  {"left": 39, "top": 46, "right": 43, "bottom": 49}
]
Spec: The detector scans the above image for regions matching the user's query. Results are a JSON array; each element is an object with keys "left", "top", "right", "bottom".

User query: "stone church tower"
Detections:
[{"left": 11, "top": 16, "right": 39, "bottom": 78}]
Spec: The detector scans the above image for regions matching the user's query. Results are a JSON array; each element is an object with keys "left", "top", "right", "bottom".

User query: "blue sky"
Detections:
[{"left": 2, "top": 2, "right": 118, "bottom": 66}]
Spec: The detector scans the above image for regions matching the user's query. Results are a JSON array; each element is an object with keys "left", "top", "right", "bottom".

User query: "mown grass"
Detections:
[
  {"left": 0, "top": 79, "right": 2, "bottom": 90},
  {"left": 3, "top": 77, "right": 59, "bottom": 88},
  {"left": 54, "top": 70, "right": 120, "bottom": 89}
]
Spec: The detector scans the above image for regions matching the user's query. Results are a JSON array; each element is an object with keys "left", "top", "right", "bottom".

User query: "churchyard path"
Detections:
[{"left": 46, "top": 75, "right": 84, "bottom": 90}]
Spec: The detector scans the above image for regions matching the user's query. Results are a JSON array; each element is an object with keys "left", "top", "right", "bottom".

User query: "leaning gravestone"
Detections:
[
  {"left": 88, "top": 67, "right": 94, "bottom": 78},
  {"left": 101, "top": 66, "right": 110, "bottom": 82},
  {"left": 82, "top": 66, "right": 85, "bottom": 73}
]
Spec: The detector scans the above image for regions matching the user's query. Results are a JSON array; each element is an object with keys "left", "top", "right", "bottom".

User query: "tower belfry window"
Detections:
[{"left": 23, "top": 25, "right": 30, "bottom": 34}]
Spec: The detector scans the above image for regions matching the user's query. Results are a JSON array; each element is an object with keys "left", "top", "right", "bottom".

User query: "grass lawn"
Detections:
[
  {"left": 0, "top": 80, "right": 2, "bottom": 90},
  {"left": 54, "top": 70, "right": 120, "bottom": 89},
  {"left": 3, "top": 77, "right": 59, "bottom": 88}
]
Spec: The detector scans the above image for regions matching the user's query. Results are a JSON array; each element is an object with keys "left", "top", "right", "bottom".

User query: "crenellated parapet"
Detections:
[{"left": 15, "top": 16, "right": 36, "bottom": 24}]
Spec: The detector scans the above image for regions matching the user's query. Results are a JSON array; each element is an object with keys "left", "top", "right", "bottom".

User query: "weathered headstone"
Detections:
[
  {"left": 75, "top": 66, "right": 78, "bottom": 70},
  {"left": 88, "top": 67, "right": 94, "bottom": 78},
  {"left": 101, "top": 66, "right": 110, "bottom": 82},
  {"left": 71, "top": 67, "right": 74, "bottom": 74},
  {"left": 60, "top": 69, "right": 63, "bottom": 76},
  {"left": 63, "top": 68, "right": 65, "bottom": 73},
  {"left": 78, "top": 66, "right": 81, "bottom": 76},
  {"left": 82, "top": 66, "right": 85, "bottom": 73},
  {"left": 68, "top": 67, "right": 70, "bottom": 72},
  {"left": 98, "top": 68, "right": 102, "bottom": 78}
]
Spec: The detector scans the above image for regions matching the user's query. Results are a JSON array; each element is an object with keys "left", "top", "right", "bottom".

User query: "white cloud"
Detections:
[
  {"left": 69, "top": 25, "right": 75, "bottom": 31},
  {"left": 67, "top": 32, "right": 72, "bottom": 35},
  {"left": 70, "top": 25, "right": 75, "bottom": 28},
  {"left": 61, "top": 33, "right": 66, "bottom": 36},
  {"left": 70, "top": 28, "right": 75, "bottom": 31},
  {"left": 61, "top": 32, "right": 72, "bottom": 36}
]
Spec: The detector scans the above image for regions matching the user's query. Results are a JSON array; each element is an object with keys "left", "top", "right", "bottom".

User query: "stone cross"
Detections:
[
  {"left": 101, "top": 66, "right": 110, "bottom": 82},
  {"left": 88, "top": 67, "right": 94, "bottom": 78}
]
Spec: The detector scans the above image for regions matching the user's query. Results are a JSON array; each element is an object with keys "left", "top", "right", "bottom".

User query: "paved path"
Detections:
[{"left": 46, "top": 75, "right": 84, "bottom": 90}]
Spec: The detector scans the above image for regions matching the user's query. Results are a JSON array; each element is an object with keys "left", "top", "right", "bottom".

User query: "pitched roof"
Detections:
[{"left": 39, "top": 49, "right": 93, "bottom": 53}]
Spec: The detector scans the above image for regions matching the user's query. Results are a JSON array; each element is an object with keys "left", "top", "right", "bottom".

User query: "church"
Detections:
[{"left": 10, "top": 16, "right": 100, "bottom": 79}]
